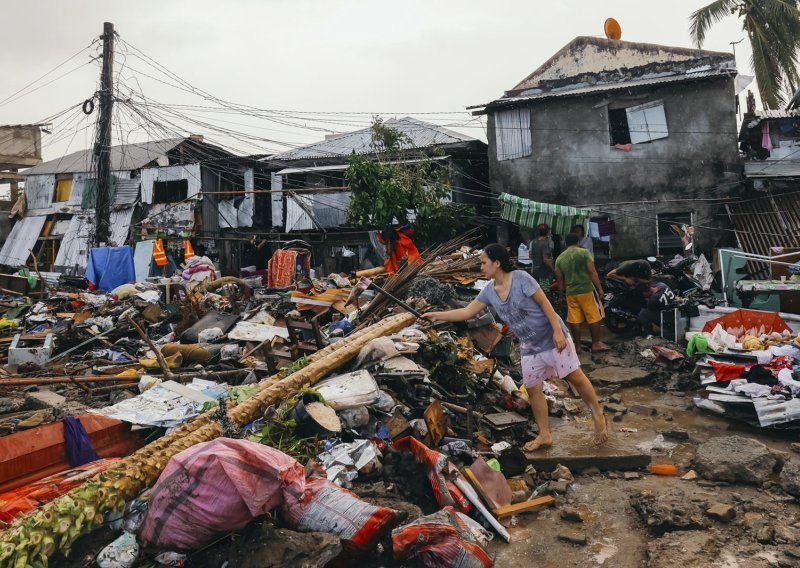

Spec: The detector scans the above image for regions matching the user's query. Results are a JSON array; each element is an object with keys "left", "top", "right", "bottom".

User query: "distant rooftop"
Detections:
[
  {"left": 25, "top": 137, "right": 234, "bottom": 176},
  {"left": 264, "top": 116, "right": 478, "bottom": 161}
]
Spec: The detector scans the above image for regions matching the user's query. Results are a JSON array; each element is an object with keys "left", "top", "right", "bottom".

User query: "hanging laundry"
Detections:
[
  {"left": 268, "top": 249, "right": 299, "bottom": 288},
  {"left": 152, "top": 239, "right": 168, "bottom": 267},
  {"left": 184, "top": 240, "right": 196, "bottom": 263},
  {"left": 598, "top": 220, "right": 616, "bottom": 237},
  {"left": 761, "top": 121, "right": 773, "bottom": 151},
  {"left": 378, "top": 225, "right": 421, "bottom": 275}
]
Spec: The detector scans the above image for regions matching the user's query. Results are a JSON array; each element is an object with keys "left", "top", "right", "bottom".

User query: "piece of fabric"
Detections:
[
  {"left": 62, "top": 416, "right": 101, "bottom": 467},
  {"left": 184, "top": 240, "right": 195, "bottom": 262},
  {"left": 762, "top": 121, "right": 773, "bottom": 151},
  {"left": 267, "top": 249, "right": 298, "bottom": 288},
  {"left": 566, "top": 290, "right": 605, "bottom": 325},
  {"left": 85, "top": 246, "right": 136, "bottom": 292},
  {"left": 517, "top": 243, "right": 531, "bottom": 265},
  {"left": 476, "top": 270, "right": 568, "bottom": 354},
  {"left": 555, "top": 246, "right": 594, "bottom": 296},
  {"left": 499, "top": 193, "right": 590, "bottom": 236},
  {"left": 528, "top": 238, "right": 553, "bottom": 280},
  {"left": 710, "top": 361, "right": 748, "bottom": 382},
  {"left": 378, "top": 226, "right": 421, "bottom": 275},
  {"left": 520, "top": 334, "right": 581, "bottom": 387},
  {"left": 686, "top": 334, "right": 713, "bottom": 357},
  {"left": 152, "top": 239, "right": 167, "bottom": 266},
  {"left": 598, "top": 220, "right": 616, "bottom": 236}
]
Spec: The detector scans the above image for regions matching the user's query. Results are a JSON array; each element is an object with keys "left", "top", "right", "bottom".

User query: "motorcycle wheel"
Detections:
[{"left": 605, "top": 310, "right": 637, "bottom": 334}]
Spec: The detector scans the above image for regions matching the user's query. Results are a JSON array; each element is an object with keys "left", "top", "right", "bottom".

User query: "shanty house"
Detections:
[
  {"left": 471, "top": 36, "right": 743, "bottom": 257},
  {"left": 0, "top": 137, "right": 243, "bottom": 280},
  {"left": 253, "top": 117, "right": 489, "bottom": 274}
]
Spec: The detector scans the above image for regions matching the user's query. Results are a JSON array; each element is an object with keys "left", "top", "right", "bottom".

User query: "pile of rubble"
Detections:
[{"left": 0, "top": 240, "right": 572, "bottom": 568}]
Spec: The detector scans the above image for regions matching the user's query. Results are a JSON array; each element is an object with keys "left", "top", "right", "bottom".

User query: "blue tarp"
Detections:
[{"left": 85, "top": 246, "right": 136, "bottom": 292}]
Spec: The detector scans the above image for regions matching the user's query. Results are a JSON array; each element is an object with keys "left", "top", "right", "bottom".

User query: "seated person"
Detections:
[{"left": 639, "top": 281, "right": 676, "bottom": 334}]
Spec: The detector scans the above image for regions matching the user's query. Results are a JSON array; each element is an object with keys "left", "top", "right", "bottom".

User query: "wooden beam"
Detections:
[
  {"left": 524, "top": 453, "right": 651, "bottom": 472},
  {"left": 492, "top": 496, "right": 556, "bottom": 519}
]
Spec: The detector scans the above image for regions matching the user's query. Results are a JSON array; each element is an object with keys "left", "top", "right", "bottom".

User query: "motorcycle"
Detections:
[
  {"left": 648, "top": 255, "right": 716, "bottom": 309},
  {"left": 602, "top": 277, "right": 647, "bottom": 334}
]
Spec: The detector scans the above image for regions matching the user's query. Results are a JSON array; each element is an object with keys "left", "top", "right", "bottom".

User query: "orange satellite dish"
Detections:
[{"left": 605, "top": 18, "right": 622, "bottom": 40}]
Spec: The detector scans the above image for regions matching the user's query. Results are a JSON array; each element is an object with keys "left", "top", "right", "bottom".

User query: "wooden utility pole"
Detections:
[{"left": 94, "top": 21, "right": 114, "bottom": 246}]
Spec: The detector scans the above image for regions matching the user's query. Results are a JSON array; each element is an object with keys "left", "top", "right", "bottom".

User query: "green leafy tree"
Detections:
[
  {"left": 689, "top": 0, "right": 800, "bottom": 109},
  {"left": 345, "top": 118, "right": 473, "bottom": 246}
]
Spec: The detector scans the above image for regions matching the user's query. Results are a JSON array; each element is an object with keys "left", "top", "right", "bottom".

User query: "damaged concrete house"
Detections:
[
  {"left": 470, "top": 36, "right": 744, "bottom": 258},
  {"left": 0, "top": 125, "right": 43, "bottom": 244},
  {"left": 254, "top": 117, "right": 490, "bottom": 274},
  {"left": 0, "top": 136, "right": 248, "bottom": 284}
]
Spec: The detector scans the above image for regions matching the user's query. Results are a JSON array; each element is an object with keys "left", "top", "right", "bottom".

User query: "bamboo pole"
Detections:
[{"left": 0, "top": 313, "right": 415, "bottom": 567}]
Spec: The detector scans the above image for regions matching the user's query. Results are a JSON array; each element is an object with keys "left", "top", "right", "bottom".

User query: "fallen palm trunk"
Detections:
[{"left": 0, "top": 313, "right": 415, "bottom": 568}]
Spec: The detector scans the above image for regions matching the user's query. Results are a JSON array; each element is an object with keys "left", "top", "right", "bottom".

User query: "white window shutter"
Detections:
[
  {"left": 495, "top": 108, "right": 532, "bottom": 161},
  {"left": 626, "top": 100, "right": 668, "bottom": 144}
]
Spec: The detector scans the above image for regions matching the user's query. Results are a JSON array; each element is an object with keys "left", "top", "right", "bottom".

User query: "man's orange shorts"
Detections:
[{"left": 566, "top": 290, "right": 605, "bottom": 325}]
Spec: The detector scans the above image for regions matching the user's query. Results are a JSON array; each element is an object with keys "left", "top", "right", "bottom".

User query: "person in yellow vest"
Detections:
[{"left": 153, "top": 239, "right": 168, "bottom": 266}]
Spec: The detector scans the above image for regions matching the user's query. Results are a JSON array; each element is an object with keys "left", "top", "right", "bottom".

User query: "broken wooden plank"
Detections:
[
  {"left": 462, "top": 467, "right": 499, "bottom": 511},
  {"left": 524, "top": 453, "right": 651, "bottom": 472},
  {"left": 492, "top": 496, "right": 555, "bottom": 519}
]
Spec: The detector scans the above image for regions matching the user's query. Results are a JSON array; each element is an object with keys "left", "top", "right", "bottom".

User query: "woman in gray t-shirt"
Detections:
[{"left": 425, "top": 244, "right": 608, "bottom": 451}]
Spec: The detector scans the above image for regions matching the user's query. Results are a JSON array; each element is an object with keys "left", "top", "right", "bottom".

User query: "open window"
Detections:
[
  {"left": 152, "top": 179, "right": 188, "bottom": 204},
  {"left": 657, "top": 212, "right": 692, "bottom": 255},
  {"left": 609, "top": 100, "right": 668, "bottom": 145},
  {"left": 495, "top": 108, "right": 532, "bottom": 161}
]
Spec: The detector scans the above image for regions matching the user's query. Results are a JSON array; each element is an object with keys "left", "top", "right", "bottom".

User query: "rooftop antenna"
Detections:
[{"left": 604, "top": 18, "right": 622, "bottom": 41}]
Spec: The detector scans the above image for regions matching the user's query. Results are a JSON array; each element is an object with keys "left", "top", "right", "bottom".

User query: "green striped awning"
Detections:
[{"left": 499, "top": 193, "right": 590, "bottom": 235}]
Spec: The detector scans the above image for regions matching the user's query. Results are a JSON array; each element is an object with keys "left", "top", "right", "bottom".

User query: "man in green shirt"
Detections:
[{"left": 555, "top": 233, "right": 609, "bottom": 352}]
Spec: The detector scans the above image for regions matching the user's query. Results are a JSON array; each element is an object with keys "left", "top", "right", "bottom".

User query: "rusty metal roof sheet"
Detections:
[{"left": 726, "top": 192, "right": 800, "bottom": 278}]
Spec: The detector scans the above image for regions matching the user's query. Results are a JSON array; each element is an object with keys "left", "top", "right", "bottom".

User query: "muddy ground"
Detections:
[{"left": 487, "top": 344, "right": 800, "bottom": 568}]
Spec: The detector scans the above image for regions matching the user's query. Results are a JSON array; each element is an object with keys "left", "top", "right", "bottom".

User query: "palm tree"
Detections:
[{"left": 689, "top": 0, "right": 800, "bottom": 109}]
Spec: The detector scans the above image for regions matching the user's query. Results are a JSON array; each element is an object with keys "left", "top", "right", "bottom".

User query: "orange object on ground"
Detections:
[
  {"left": 152, "top": 238, "right": 168, "bottom": 266},
  {"left": 702, "top": 309, "right": 791, "bottom": 335},
  {"left": 650, "top": 464, "right": 679, "bottom": 476},
  {"left": 0, "top": 414, "right": 142, "bottom": 494},
  {"left": 184, "top": 240, "right": 196, "bottom": 262},
  {"left": 378, "top": 226, "right": 421, "bottom": 275},
  {"left": 0, "top": 458, "right": 117, "bottom": 523}
]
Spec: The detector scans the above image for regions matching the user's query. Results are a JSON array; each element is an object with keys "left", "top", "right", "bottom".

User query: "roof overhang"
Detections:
[{"left": 470, "top": 69, "right": 736, "bottom": 115}]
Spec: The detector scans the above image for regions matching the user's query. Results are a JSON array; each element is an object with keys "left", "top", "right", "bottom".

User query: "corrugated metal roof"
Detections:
[
  {"left": 751, "top": 109, "right": 800, "bottom": 120},
  {"left": 285, "top": 192, "right": 350, "bottom": 232},
  {"left": 471, "top": 69, "right": 735, "bottom": 113},
  {"left": 265, "top": 117, "right": 476, "bottom": 161},
  {"left": 54, "top": 208, "right": 135, "bottom": 275},
  {"left": 744, "top": 160, "right": 800, "bottom": 178},
  {"left": 0, "top": 216, "right": 46, "bottom": 267},
  {"left": 115, "top": 178, "right": 140, "bottom": 206},
  {"left": 726, "top": 192, "right": 800, "bottom": 278},
  {"left": 25, "top": 138, "right": 186, "bottom": 175}
]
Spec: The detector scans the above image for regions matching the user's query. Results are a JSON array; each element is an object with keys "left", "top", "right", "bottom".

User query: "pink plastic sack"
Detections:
[{"left": 139, "top": 438, "right": 306, "bottom": 551}]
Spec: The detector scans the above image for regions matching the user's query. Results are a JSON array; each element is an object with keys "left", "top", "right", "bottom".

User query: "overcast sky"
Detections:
[{"left": 0, "top": 0, "right": 750, "bottom": 162}]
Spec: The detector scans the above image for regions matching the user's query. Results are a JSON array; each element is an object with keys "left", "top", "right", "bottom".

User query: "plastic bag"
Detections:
[
  {"left": 392, "top": 506, "right": 493, "bottom": 568},
  {"left": 283, "top": 476, "right": 401, "bottom": 564}
]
